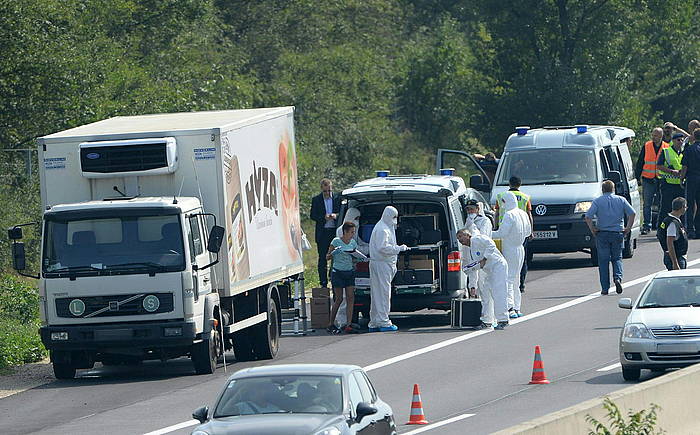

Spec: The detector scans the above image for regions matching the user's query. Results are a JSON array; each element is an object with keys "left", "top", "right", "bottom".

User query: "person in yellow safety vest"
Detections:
[
  {"left": 657, "top": 133, "right": 685, "bottom": 219},
  {"left": 634, "top": 127, "right": 668, "bottom": 234},
  {"left": 495, "top": 176, "right": 533, "bottom": 295}
]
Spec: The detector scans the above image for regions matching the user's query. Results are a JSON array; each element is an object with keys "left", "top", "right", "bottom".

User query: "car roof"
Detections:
[
  {"left": 652, "top": 269, "right": 700, "bottom": 279},
  {"left": 227, "top": 364, "right": 362, "bottom": 380},
  {"left": 343, "top": 175, "right": 468, "bottom": 197},
  {"left": 505, "top": 125, "right": 635, "bottom": 151}
]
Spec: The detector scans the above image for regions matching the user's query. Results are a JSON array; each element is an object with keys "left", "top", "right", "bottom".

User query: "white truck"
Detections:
[{"left": 8, "top": 107, "right": 305, "bottom": 379}]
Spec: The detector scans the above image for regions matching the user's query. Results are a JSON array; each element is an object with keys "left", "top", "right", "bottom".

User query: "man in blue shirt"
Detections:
[{"left": 584, "top": 180, "right": 636, "bottom": 295}]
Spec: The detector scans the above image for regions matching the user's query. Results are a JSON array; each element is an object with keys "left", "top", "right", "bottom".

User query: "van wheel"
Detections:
[
  {"left": 622, "top": 236, "right": 634, "bottom": 259},
  {"left": 622, "top": 366, "right": 641, "bottom": 381},
  {"left": 53, "top": 363, "right": 76, "bottom": 380},
  {"left": 251, "top": 298, "right": 280, "bottom": 360},
  {"left": 192, "top": 325, "right": 219, "bottom": 375}
]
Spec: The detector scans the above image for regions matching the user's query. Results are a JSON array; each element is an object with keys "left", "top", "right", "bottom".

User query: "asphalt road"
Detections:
[{"left": 2, "top": 233, "right": 698, "bottom": 435}]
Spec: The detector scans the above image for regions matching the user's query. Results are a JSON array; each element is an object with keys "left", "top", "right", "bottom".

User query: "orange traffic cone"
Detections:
[
  {"left": 529, "top": 345, "right": 550, "bottom": 384},
  {"left": 406, "top": 383, "right": 429, "bottom": 425}
]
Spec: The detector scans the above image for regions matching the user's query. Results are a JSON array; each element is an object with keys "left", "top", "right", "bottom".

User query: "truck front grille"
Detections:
[{"left": 56, "top": 293, "right": 174, "bottom": 318}]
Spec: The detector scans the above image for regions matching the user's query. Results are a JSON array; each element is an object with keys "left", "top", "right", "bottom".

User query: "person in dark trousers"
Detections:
[
  {"left": 656, "top": 133, "right": 685, "bottom": 219},
  {"left": 680, "top": 128, "right": 700, "bottom": 239},
  {"left": 584, "top": 180, "right": 636, "bottom": 295},
  {"left": 310, "top": 178, "right": 340, "bottom": 287},
  {"left": 658, "top": 197, "right": 688, "bottom": 270},
  {"left": 634, "top": 127, "right": 666, "bottom": 234}
]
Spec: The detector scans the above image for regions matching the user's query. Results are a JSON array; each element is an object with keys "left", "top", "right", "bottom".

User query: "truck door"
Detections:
[
  {"left": 436, "top": 149, "right": 492, "bottom": 201},
  {"left": 187, "top": 214, "right": 212, "bottom": 310}
]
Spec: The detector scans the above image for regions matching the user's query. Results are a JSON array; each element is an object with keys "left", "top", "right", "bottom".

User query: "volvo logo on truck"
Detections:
[{"left": 245, "top": 161, "right": 279, "bottom": 223}]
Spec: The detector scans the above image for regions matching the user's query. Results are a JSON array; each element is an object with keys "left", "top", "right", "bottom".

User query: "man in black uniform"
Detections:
[
  {"left": 680, "top": 129, "right": 700, "bottom": 238},
  {"left": 657, "top": 197, "right": 688, "bottom": 270},
  {"left": 310, "top": 178, "right": 340, "bottom": 287}
]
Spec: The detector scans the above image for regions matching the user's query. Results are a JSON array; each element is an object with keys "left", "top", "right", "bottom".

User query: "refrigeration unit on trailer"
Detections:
[{"left": 8, "top": 107, "right": 305, "bottom": 378}]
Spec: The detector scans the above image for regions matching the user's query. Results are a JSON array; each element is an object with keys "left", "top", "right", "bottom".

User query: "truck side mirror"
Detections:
[
  {"left": 12, "top": 242, "right": 26, "bottom": 271},
  {"left": 207, "top": 225, "right": 225, "bottom": 253},
  {"left": 8, "top": 226, "right": 23, "bottom": 240}
]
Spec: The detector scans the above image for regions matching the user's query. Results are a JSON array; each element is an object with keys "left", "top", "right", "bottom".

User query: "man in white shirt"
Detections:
[{"left": 658, "top": 197, "right": 688, "bottom": 270}]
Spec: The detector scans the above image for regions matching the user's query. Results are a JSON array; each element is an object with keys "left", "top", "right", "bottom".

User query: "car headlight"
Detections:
[
  {"left": 623, "top": 323, "right": 653, "bottom": 339},
  {"left": 314, "top": 428, "right": 342, "bottom": 435},
  {"left": 574, "top": 201, "right": 592, "bottom": 213}
]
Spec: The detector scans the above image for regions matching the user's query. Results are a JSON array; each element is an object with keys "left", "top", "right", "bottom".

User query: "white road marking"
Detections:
[
  {"left": 597, "top": 362, "right": 621, "bottom": 372},
  {"left": 142, "top": 419, "right": 199, "bottom": 435},
  {"left": 401, "top": 413, "right": 475, "bottom": 434},
  {"left": 144, "top": 260, "right": 700, "bottom": 434}
]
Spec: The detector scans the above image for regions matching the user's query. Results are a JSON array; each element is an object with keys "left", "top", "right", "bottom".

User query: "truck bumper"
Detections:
[
  {"left": 40, "top": 321, "right": 197, "bottom": 351},
  {"left": 529, "top": 215, "right": 595, "bottom": 254}
]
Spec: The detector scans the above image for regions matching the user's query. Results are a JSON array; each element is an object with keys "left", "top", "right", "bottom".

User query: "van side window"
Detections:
[
  {"left": 188, "top": 215, "right": 203, "bottom": 258},
  {"left": 450, "top": 199, "right": 465, "bottom": 229},
  {"left": 617, "top": 144, "right": 636, "bottom": 182}
]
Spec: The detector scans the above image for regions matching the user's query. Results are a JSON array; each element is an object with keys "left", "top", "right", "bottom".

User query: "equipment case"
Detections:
[{"left": 451, "top": 297, "right": 482, "bottom": 328}]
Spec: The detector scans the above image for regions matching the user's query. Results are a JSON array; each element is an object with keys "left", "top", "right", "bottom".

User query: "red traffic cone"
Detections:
[
  {"left": 406, "top": 383, "right": 429, "bottom": 425},
  {"left": 529, "top": 345, "right": 550, "bottom": 384}
]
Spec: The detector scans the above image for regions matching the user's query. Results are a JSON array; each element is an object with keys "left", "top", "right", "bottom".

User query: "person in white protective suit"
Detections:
[
  {"left": 463, "top": 199, "right": 494, "bottom": 325},
  {"left": 368, "top": 206, "right": 408, "bottom": 332},
  {"left": 458, "top": 227, "right": 510, "bottom": 329},
  {"left": 333, "top": 208, "right": 369, "bottom": 328},
  {"left": 491, "top": 191, "right": 531, "bottom": 319}
]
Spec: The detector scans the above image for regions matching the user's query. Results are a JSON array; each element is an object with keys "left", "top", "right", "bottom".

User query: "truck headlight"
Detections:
[
  {"left": 51, "top": 332, "right": 69, "bottom": 341},
  {"left": 623, "top": 323, "right": 652, "bottom": 339},
  {"left": 574, "top": 201, "right": 592, "bottom": 213}
]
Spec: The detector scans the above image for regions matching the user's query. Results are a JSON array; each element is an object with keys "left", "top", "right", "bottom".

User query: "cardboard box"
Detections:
[
  {"left": 398, "top": 256, "right": 434, "bottom": 271},
  {"left": 311, "top": 297, "right": 331, "bottom": 329},
  {"left": 312, "top": 287, "right": 330, "bottom": 298}
]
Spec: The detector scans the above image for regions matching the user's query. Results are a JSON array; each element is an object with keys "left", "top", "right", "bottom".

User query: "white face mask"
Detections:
[
  {"left": 392, "top": 217, "right": 398, "bottom": 226},
  {"left": 467, "top": 213, "right": 478, "bottom": 219}
]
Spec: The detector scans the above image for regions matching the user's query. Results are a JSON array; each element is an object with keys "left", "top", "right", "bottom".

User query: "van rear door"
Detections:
[{"left": 436, "top": 149, "right": 492, "bottom": 201}]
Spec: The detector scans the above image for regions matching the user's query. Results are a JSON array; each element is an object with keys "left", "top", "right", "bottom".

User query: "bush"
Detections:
[
  {"left": 587, "top": 397, "right": 664, "bottom": 435},
  {"left": 0, "top": 273, "right": 46, "bottom": 369}
]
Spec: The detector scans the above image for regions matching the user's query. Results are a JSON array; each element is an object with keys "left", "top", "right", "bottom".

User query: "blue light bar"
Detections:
[
  {"left": 515, "top": 126, "right": 530, "bottom": 136},
  {"left": 376, "top": 170, "right": 390, "bottom": 177},
  {"left": 575, "top": 125, "right": 588, "bottom": 133},
  {"left": 440, "top": 168, "right": 455, "bottom": 176}
]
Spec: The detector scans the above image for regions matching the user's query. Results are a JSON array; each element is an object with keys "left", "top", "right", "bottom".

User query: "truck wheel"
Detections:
[
  {"left": 192, "top": 325, "right": 220, "bottom": 375},
  {"left": 232, "top": 332, "right": 255, "bottom": 362},
  {"left": 53, "top": 363, "right": 76, "bottom": 380},
  {"left": 622, "top": 236, "right": 634, "bottom": 259},
  {"left": 251, "top": 298, "right": 280, "bottom": 360}
]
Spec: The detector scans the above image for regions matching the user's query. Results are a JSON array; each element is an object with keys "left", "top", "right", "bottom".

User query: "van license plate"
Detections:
[{"left": 533, "top": 231, "right": 558, "bottom": 239}]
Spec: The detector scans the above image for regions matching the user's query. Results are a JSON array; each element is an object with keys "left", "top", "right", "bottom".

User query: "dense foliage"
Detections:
[
  {"left": 1, "top": 0, "right": 698, "bottom": 270},
  {"left": 0, "top": 274, "right": 46, "bottom": 368}
]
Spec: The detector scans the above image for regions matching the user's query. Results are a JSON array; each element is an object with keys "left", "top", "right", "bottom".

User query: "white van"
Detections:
[{"left": 489, "top": 125, "right": 641, "bottom": 264}]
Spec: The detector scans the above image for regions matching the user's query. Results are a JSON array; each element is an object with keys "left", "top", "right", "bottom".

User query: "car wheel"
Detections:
[
  {"left": 622, "top": 366, "right": 641, "bottom": 381},
  {"left": 53, "top": 363, "right": 76, "bottom": 380}
]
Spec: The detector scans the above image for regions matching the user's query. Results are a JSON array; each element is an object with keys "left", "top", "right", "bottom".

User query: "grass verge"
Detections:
[{"left": 0, "top": 274, "right": 47, "bottom": 370}]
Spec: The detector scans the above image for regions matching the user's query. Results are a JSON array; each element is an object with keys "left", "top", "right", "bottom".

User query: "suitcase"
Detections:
[
  {"left": 451, "top": 297, "right": 482, "bottom": 328},
  {"left": 393, "top": 269, "right": 434, "bottom": 286}
]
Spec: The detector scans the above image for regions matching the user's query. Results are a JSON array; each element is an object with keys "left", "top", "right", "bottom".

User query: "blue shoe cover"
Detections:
[{"left": 379, "top": 325, "right": 398, "bottom": 332}]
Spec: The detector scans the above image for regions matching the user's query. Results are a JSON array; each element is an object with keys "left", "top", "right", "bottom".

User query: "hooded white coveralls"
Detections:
[
  {"left": 368, "top": 206, "right": 406, "bottom": 328},
  {"left": 463, "top": 233, "right": 509, "bottom": 322},
  {"left": 464, "top": 209, "right": 494, "bottom": 323},
  {"left": 333, "top": 208, "right": 368, "bottom": 327},
  {"left": 491, "top": 191, "right": 531, "bottom": 313}
]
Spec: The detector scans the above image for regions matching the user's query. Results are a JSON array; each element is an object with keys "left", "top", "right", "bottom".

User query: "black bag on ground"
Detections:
[
  {"left": 451, "top": 297, "right": 482, "bottom": 328},
  {"left": 657, "top": 215, "right": 688, "bottom": 255}
]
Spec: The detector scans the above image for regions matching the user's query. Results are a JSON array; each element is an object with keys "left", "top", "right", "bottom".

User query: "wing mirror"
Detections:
[
  {"left": 8, "top": 226, "right": 23, "bottom": 240},
  {"left": 207, "top": 225, "right": 225, "bottom": 253},
  {"left": 192, "top": 405, "right": 209, "bottom": 423},
  {"left": 618, "top": 298, "right": 633, "bottom": 309},
  {"left": 355, "top": 402, "right": 377, "bottom": 423}
]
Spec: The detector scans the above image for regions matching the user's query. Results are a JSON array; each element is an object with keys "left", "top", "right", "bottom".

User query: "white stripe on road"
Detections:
[
  {"left": 142, "top": 419, "right": 198, "bottom": 435},
  {"left": 597, "top": 362, "right": 622, "bottom": 372},
  {"left": 402, "top": 413, "right": 475, "bottom": 434},
  {"left": 144, "top": 259, "right": 700, "bottom": 434}
]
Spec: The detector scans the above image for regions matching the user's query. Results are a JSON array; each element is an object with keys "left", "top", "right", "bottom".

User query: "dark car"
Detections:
[{"left": 191, "top": 364, "right": 396, "bottom": 435}]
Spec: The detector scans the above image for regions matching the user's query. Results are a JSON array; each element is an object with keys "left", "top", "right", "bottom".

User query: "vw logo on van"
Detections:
[
  {"left": 673, "top": 325, "right": 683, "bottom": 334},
  {"left": 86, "top": 152, "right": 101, "bottom": 160},
  {"left": 535, "top": 204, "right": 547, "bottom": 216}
]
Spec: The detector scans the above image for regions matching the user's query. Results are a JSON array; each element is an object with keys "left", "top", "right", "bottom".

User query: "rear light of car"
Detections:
[{"left": 447, "top": 251, "right": 461, "bottom": 272}]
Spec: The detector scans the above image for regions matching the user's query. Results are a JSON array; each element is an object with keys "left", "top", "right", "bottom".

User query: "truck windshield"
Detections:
[
  {"left": 496, "top": 149, "right": 598, "bottom": 186},
  {"left": 43, "top": 213, "right": 185, "bottom": 277}
]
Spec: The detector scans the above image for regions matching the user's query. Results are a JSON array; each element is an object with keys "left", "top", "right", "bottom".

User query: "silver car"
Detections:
[{"left": 618, "top": 270, "right": 700, "bottom": 381}]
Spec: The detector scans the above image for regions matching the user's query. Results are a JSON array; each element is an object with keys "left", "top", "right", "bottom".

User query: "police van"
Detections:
[
  {"left": 338, "top": 169, "right": 493, "bottom": 319},
  {"left": 487, "top": 125, "right": 641, "bottom": 264}
]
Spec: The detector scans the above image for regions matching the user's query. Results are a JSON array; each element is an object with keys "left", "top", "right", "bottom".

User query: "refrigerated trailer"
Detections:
[{"left": 9, "top": 107, "right": 305, "bottom": 378}]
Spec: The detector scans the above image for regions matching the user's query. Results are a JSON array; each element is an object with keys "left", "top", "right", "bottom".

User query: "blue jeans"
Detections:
[
  {"left": 642, "top": 177, "right": 660, "bottom": 229},
  {"left": 596, "top": 231, "right": 624, "bottom": 292}
]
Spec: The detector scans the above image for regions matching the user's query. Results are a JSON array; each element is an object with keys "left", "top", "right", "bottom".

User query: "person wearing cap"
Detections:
[
  {"left": 634, "top": 128, "right": 667, "bottom": 234},
  {"left": 495, "top": 176, "right": 533, "bottom": 293},
  {"left": 657, "top": 133, "right": 685, "bottom": 219},
  {"left": 680, "top": 128, "right": 700, "bottom": 238}
]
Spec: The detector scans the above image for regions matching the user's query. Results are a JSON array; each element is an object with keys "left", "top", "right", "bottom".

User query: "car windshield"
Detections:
[
  {"left": 214, "top": 375, "right": 343, "bottom": 417},
  {"left": 496, "top": 149, "right": 598, "bottom": 185},
  {"left": 638, "top": 277, "right": 700, "bottom": 308},
  {"left": 43, "top": 213, "right": 185, "bottom": 277}
]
